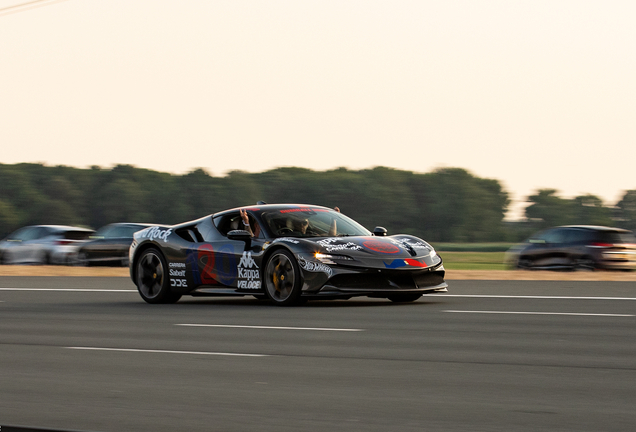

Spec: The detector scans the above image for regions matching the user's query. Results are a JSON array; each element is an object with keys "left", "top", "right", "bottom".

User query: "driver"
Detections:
[
  {"left": 291, "top": 206, "right": 341, "bottom": 236},
  {"left": 293, "top": 217, "right": 310, "bottom": 235}
]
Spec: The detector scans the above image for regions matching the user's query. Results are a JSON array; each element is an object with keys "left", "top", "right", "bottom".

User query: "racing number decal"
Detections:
[
  {"left": 185, "top": 244, "right": 238, "bottom": 286},
  {"left": 198, "top": 244, "right": 217, "bottom": 284}
]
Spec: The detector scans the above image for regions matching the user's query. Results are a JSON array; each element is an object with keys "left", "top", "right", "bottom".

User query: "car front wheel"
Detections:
[
  {"left": 136, "top": 248, "right": 181, "bottom": 304},
  {"left": 264, "top": 250, "right": 302, "bottom": 306}
]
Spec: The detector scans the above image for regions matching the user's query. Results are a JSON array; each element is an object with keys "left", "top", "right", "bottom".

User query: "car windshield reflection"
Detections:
[{"left": 261, "top": 208, "right": 371, "bottom": 238}]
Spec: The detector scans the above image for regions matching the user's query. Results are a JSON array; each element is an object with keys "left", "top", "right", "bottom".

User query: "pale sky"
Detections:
[{"left": 1, "top": 0, "right": 635, "bottom": 219}]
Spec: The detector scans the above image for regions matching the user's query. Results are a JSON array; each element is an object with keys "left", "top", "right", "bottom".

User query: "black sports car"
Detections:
[{"left": 129, "top": 204, "right": 447, "bottom": 305}]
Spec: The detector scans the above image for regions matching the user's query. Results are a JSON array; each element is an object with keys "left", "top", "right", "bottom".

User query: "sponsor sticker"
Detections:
[
  {"left": 272, "top": 237, "right": 300, "bottom": 244},
  {"left": 390, "top": 238, "right": 431, "bottom": 250},
  {"left": 137, "top": 226, "right": 172, "bottom": 242},
  {"left": 298, "top": 257, "right": 333, "bottom": 277},
  {"left": 237, "top": 251, "right": 261, "bottom": 289},
  {"left": 316, "top": 238, "right": 362, "bottom": 252}
]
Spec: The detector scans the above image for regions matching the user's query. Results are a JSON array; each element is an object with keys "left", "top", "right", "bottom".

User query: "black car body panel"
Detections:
[
  {"left": 129, "top": 204, "right": 447, "bottom": 302},
  {"left": 78, "top": 223, "right": 155, "bottom": 266}
]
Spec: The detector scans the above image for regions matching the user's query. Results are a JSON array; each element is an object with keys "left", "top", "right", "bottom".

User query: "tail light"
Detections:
[
  {"left": 55, "top": 240, "right": 73, "bottom": 246},
  {"left": 589, "top": 242, "right": 613, "bottom": 248}
]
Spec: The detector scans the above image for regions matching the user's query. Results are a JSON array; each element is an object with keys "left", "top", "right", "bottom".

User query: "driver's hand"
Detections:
[{"left": 240, "top": 209, "right": 249, "bottom": 224}]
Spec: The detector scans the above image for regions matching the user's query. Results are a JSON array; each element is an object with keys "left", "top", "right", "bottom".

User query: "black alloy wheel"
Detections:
[
  {"left": 76, "top": 251, "right": 89, "bottom": 266},
  {"left": 575, "top": 257, "right": 596, "bottom": 271},
  {"left": 264, "top": 249, "right": 302, "bottom": 306},
  {"left": 136, "top": 248, "right": 181, "bottom": 304},
  {"left": 517, "top": 257, "right": 533, "bottom": 269}
]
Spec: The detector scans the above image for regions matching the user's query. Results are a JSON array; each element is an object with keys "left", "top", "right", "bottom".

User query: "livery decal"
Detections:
[
  {"left": 237, "top": 251, "right": 260, "bottom": 289},
  {"left": 390, "top": 238, "right": 431, "bottom": 251},
  {"left": 272, "top": 237, "right": 300, "bottom": 244},
  {"left": 362, "top": 240, "right": 401, "bottom": 254},
  {"left": 168, "top": 262, "right": 187, "bottom": 288},
  {"left": 384, "top": 259, "right": 427, "bottom": 269},
  {"left": 186, "top": 244, "right": 238, "bottom": 286},
  {"left": 298, "top": 257, "right": 333, "bottom": 277},
  {"left": 137, "top": 226, "right": 172, "bottom": 242},
  {"left": 280, "top": 208, "right": 329, "bottom": 213},
  {"left": 317, "top": 238, "right": 362, "bottom": 252}
]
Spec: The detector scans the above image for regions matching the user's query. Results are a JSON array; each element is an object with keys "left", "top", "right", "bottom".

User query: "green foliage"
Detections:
[
  {"left": 439, "top": 252, "right": 507, "bottom": 270},
  {"left": 1, "top": 163, "right": 631, "bottom": 243},
  {"left": 525, "top": 189, "right": 614, "bottom": 228},
  {"left": 433, "top": 243, "right": 516, "bottom": 252},
  {"left": 615, "top": 190, "right": 636, "bottom": 231}
]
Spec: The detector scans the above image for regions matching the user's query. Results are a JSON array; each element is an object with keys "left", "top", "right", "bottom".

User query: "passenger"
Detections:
[{"left": 239, "top": 208, "right": 260, "bottom": 237}]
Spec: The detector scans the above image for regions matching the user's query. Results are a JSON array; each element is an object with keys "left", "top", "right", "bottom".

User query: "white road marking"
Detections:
[
  {"left": 444, "top": 310, "right": 635, "bottom": 317},
  {"left": 435, "top": 294, "right": 636, "bottom": 301},
  {"left": 0, "top": 288, "right": 136, "bottom": 292},
  {"left": 176, "top": 324, "right": 364, "bottom": 332},
  {"left": 66, "top": 347, "right": 268, "bottom": 357}
]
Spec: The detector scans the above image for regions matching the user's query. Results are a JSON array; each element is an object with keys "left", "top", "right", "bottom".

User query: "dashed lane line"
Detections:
[
  {"left": 0, "top": 288, "right": 136, "bottom": 292},
  {"left": 66, "top": 347, "right": 269, "bottom": 357},
  {"left": 435, "top": 294, "right": 636, "bottom": 301},
  {"left": 176, "top": 324, "right": 364, "bottom": 332},
  {"left": 444, "top": 310, "right": 635, "bottom": 317}
]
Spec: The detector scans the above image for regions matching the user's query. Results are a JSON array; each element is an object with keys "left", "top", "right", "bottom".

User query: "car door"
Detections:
[
  {"left": 2, "top": 227, "right": 35, "bottom": 263},
  {"left": 547, "top": 228, "right": 574, "bottom": 266},
  {"left": 527, "top": 228, "right": 567, "bottom": 267},
  {"left": 97, "top": 225, "right": 134, "bottom": 261},
  {"left": 187, "top": 212, "right": 266, "bottom": 290},
  {"left": 16, "top": 227, "right": 50, "bottom": 263}
]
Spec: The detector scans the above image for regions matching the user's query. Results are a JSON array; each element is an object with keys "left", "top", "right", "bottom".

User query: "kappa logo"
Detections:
[{"left": 238, "top": 251, "right": 258, "bottom": 269}]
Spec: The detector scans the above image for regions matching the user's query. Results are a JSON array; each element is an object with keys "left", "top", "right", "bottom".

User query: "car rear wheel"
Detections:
[
  {"left": 517, "top": 257, "right": 533, "bottom": 269},
  {"left": 136, "top": 248, "right": 181, "bottom": 304},
  {"left": 264, "top": 249, "right": 302, "bottom": 306},
  {"left": 76, "top": 252, "right": 89, "bottom": 266},
  {"left": 575, "top": 257, "right": 596, "bottom": 271},
  {"left": 387, "top": 293, "right": 422, "bottom": 303}
]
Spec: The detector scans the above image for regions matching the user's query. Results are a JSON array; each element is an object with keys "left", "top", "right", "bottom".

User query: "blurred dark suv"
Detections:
[
  {"left": 76, "top": 223, "right": 154, "bottom": 266},
  {"left": 505, "top": 225, "right": 636, "bottom": 271}
]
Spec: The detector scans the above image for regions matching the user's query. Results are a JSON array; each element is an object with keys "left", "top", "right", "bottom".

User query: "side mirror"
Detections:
[
  {"left": 228, "top": 229, "right": 252, "bottom": 250},
  {"left": 373, "top": 226, "right": 388, "bottom": 236}
]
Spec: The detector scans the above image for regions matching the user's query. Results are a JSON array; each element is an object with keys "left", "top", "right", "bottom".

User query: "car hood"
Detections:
[{"left": 272, "top": 235, "right": 442, "bottom": 270}]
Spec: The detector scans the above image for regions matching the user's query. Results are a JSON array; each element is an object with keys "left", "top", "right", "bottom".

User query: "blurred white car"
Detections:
[{"left": 0, "top": 225, "right": 94, "bottom": 265}]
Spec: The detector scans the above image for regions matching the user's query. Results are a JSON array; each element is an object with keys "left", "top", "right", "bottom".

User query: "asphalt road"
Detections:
[{"left": 0, "top": 277, "right": 634, "bottom": 432}]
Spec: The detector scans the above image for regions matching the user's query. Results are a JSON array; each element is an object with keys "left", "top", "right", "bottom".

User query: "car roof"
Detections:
[
  {"left": 212, "top": 203, "right": 331, "bottom": 217},
  {"left": 23, "top": 225, "right": 94, "bottom": 232},
  {"left": 558, "top": 225, "right": 632, "bottom": 233},
  {"left": 101, "top": 223, "right": 155, "bottom": 228}
]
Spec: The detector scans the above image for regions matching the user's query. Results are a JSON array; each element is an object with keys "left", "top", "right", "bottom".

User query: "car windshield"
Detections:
[{"left": 261, "top": 208, "right": 371, "bottom": 238}]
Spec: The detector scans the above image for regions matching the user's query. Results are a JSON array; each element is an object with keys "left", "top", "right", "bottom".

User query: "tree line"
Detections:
[{"left": 0, "top": 163, "right": 634, "bottom": 242}]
